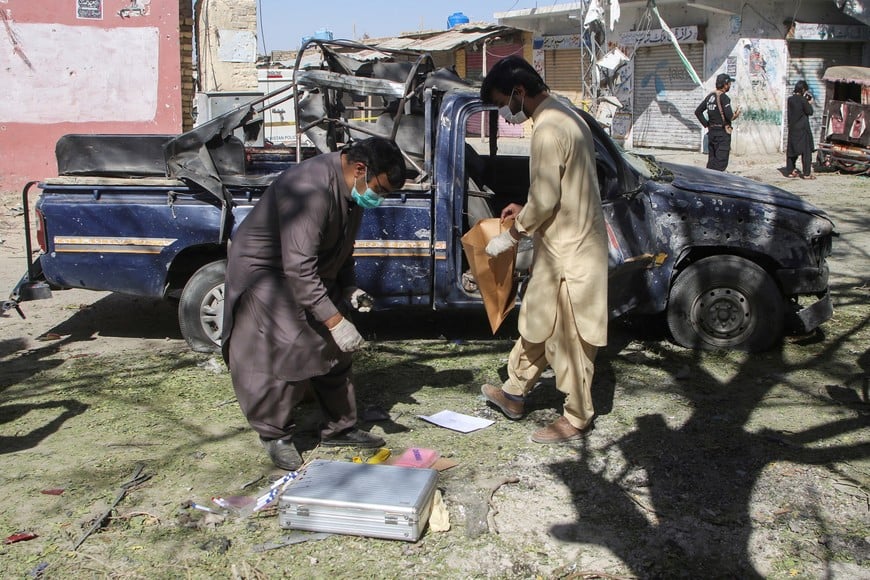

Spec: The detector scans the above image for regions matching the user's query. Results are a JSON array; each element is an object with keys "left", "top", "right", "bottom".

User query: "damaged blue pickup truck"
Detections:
[{"left": 6, "top": 40, "right": 835, "bottom": 353}]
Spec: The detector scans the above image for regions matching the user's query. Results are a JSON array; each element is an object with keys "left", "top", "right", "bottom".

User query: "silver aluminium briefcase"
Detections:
[{"left": 279, "top": 459, "right": 439, "bottom": 542}]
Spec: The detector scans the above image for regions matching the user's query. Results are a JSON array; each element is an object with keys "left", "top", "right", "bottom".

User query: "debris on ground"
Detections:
[
  {"left": 4, "top": 532, "right": 38, "bottom": 545},
  {"left": 72, "top": 464, "right": 151, "bottom": 550}
]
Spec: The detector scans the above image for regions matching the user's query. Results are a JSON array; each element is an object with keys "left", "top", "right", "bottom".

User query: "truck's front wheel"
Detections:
[
  {"left": 179, "top": 260, "right": 226, "bottom": 353},
  {"left": 666, "top": 255, "right": 784, "bottom": 352}
]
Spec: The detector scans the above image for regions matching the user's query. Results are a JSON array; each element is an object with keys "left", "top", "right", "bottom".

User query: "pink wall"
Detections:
[{"left": 0, "top": 1, "right": 182, "bottom": 193}]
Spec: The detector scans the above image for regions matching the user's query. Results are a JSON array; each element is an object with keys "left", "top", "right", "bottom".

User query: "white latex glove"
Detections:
[
  {"left": 485, "top": 230, "right": 519, "bottom": 257},
  {"left": 344, "top": 287, "right": 374, "bottom": 312},
  {"left": 329, "top": 317, "right": 366, "bottom": 352}
]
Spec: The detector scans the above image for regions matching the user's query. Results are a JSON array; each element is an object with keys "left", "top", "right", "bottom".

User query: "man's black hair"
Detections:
[
  {"left": 715, "top": 73, "right": 733, "bottom": 90},
  {"left": 343, "top": 137, "right": 406, "bottom": 189},
  {"left": 794, "top": 80, "right": 809, "bottom": 94},
  {"left": 480, "top": 55, "right": 548, "bottom": 104}
]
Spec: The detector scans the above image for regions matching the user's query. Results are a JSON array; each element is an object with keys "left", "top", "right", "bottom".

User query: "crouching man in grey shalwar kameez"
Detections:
[{"left": 221, "top": 137, "right": 406, "bottom": 470}]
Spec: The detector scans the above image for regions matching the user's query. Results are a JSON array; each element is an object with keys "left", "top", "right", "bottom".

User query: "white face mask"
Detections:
[{"left": 498, "top": 89, "right": 527, "bottom": 124}]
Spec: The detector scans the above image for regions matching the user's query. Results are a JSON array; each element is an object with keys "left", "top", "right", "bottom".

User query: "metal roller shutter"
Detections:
[
  {"left": 785, "top": 42, "right": 864, "bottom": 150},
  {"left": 466, "top": 51, "right": 483, "bottom": 84},
  {"left": 466, "top": 43, "right": 524, "bottom": 82},
  {"left": 632, "top": 43, "right": 706, "bottom": 150},
  {"left": 466, "top": 45, "right": 525, "bottom": 138},
  {"left": 544, "top": 49, "right": 582, "bottom": 92}
]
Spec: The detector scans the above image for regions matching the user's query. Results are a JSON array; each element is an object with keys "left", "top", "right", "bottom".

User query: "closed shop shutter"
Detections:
[
  {"left": 485, "top": 43, "right": 524, "bottom": 71},
  {"left": 466, "top": 51, "right": 483, "bottom": 84},
  {"left": 466, "top": 42, "right": 524, "bottom": 82},
  {"left": 544, "top": 48, "right": 582, "bottom": 92},
  {"left": 785, "top": 41, "right": 864, "bottom": 150},
  {"left": 632, "top": 43, "right": 706, "bottom": 150},
  {"left": 466, "top": 44, "right": 525, "bottom": 138}
]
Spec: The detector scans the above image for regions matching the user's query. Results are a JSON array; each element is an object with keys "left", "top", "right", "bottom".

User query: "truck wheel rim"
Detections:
[
  {"left": 200, "top": 285, "right": 224, "bottom": 345},
  {"left": 694, "top": 287, "right": 750, "bottom": 340}
]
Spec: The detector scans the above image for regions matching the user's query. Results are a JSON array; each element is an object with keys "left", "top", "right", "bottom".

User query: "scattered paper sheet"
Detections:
[{"left": 418, "top": 410, "right": 494, "bottom": 433}]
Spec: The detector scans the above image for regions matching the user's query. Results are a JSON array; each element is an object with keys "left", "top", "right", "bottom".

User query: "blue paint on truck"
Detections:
[{"left": 7, "top": 40, "right": 836, "bottom": 353}]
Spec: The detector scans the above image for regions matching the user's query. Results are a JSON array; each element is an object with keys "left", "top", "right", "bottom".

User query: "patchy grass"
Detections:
[
  {"left": 1, "top": 165, "right": 868, "bottom": 577},
  {"left": 1, "top": 298, "right": 868, "bottom": 578}
]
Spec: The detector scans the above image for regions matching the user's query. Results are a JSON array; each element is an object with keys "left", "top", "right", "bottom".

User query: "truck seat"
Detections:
[
  {"left": 56, "top": 134, "right": 174, "bottom": 177},
  {"left": 55, "top": 134, "right": 247, "bottom": 178},
  {"left": 465, "top": 179, "right": 533, "bottom": 272}
]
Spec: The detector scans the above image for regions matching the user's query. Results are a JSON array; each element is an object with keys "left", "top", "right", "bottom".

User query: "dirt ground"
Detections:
[{"left": 0, "top": 150, "right": 868, "bottom": 579}]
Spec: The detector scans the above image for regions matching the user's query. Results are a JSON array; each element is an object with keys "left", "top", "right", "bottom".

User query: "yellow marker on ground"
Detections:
[{"left": 366, "top": 448, "right": 391, "bottom": 464}]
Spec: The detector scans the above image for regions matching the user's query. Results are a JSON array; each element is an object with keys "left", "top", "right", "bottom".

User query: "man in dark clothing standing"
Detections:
[
  {"left": 785, "top": 80, "right": 815, "bottom": 179},
  {"left": 695, "top": 73, "right": 741, "bottom": 171},
  {"left": 221, "top": 137, "right": 406, "bottom": 470}
]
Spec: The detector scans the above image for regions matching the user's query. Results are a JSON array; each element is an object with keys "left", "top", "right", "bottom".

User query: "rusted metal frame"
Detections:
[
  {"left": 291, "top": 39, "right": 435, "bottom": 164},
  {"left": 387, "top": 51, "right": 435, "bottom": 143},
  {"left": 297, "top": 115, "right": 426, "bottom": 178}
]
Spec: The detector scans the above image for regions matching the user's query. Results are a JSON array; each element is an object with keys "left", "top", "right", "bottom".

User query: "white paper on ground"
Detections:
[{"left": 417, "top": 410, "right": 494, "bottom": 433}]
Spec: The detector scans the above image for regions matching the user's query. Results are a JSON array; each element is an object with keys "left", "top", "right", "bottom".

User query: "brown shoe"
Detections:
[
  {"left": 481, "top": 383, "right": 524, "bottom": 420},
  {"left": 260, "top": 437, "right": 303, "bottom": 470},
  {"left": 531, "top": 416, "right": 593, "bottom": 444}
]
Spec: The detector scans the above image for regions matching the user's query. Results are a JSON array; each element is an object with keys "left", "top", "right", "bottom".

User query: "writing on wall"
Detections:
[
  {"left": 77, "top": 0, "right": 102, "bottom": 20},
  {"left": 620, "top": 26, "right": 699, "bottom": 47}
]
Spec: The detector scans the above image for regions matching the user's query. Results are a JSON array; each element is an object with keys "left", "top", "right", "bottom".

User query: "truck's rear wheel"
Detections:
[
  {"left": 666, "top": 255, "right": 784, "bottom": 352},
  {"left": 179, "top": 260, "right": 226, "bottom": 353}
]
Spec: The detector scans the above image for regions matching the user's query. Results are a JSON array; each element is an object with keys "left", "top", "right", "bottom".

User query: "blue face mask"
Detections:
[{"left": 351, "top": 170, "right": 384, "bottom": 209}]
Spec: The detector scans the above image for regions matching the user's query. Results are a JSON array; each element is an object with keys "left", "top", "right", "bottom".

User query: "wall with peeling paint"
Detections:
[
  {"left": 698, "top": 5, "right": 791, "bottom": 155},
  {"left": 0, "top": 0, "right": 182, "bottom": 193}
]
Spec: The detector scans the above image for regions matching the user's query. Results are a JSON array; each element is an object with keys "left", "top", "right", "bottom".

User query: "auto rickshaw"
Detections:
[{"left": 816, "top": 65, "right": 870, "bottom": 174}]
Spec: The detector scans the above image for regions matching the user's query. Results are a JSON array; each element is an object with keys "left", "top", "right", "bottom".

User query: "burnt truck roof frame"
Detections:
[
  {"left": 158, "top": 38, "right": 447, "bottom": 240},
  {"left": 289, "top": 38, "right": 440, "bottom": 180},
  {"left": 163, "top": 37, "right": 474, "bottom": 193}
]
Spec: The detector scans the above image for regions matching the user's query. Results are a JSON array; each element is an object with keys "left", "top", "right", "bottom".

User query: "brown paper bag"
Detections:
[{"left": 460, "top": 218, "right": 518, "bottom": 333}]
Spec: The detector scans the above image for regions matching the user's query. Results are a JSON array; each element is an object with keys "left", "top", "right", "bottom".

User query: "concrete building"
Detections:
[
  {"left": 194, "top": 0, "right": 258, "bottom": 93},
  {"left": 0, "top": 0, "right": 193, "bottom": 193},
  {"left": 496, "top": 0, "right": 870, "bottom": 155},
  {"left": 5, "top": 1, "right": 864, "bottom": 195}
]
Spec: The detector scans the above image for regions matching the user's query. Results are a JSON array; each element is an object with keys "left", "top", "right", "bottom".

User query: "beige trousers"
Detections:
[{"left": 502, "top": 280, "right": 598, "bottom": 429}]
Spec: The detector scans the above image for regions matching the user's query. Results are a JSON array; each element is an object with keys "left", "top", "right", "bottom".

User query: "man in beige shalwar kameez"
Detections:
[{"left": 479, "top": 56, "right": 608, "bottom": 443}]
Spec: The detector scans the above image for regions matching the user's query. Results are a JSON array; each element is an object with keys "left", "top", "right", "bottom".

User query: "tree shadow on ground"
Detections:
[
  {"left": 290, "top": 360, "right": 481, "bottom": 451},
  {"left": 0, "top": 294, "right": 181, "bottom": 392},
  {"left": 0, "top": 399, "right": 89, "bottom": 454},
  {"left": 46, "top": 294, "right": 181, "bottom": 341},
  {"left": 0, "top": 335, "right": 82, "bottom": 392},
  {"left": 352, "top": 311, "right": 670, "bottom": 434},
  {"left": 348, "top": 282, "right": 869, "bottom": 576},
  {"left": 546, "top": 319, "right": 870, "bottom": 577}
]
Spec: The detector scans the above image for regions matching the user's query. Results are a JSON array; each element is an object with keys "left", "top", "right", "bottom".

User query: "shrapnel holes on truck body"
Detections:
[
  {"left": 178, "top": 260, "right": 226, "bottom": 353},
  {"left": 666, "top": 255, "right": 784, "bottom": 352}
]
